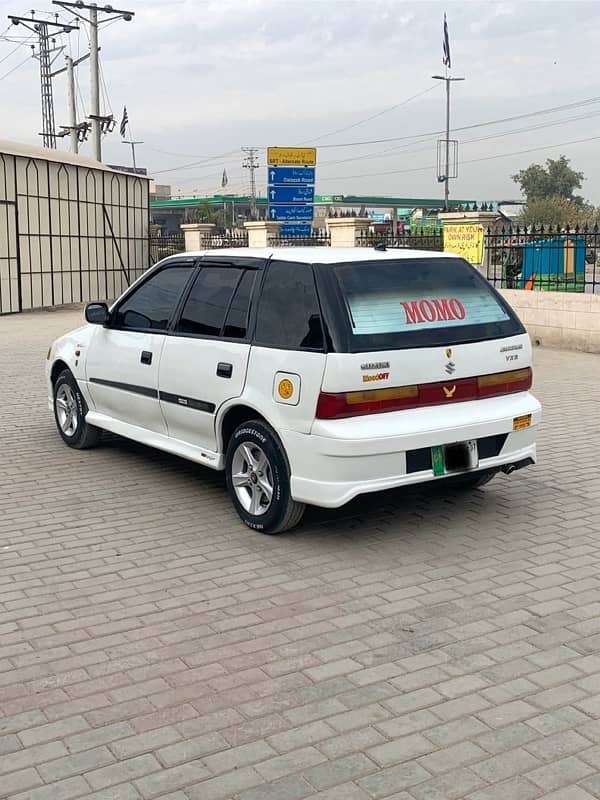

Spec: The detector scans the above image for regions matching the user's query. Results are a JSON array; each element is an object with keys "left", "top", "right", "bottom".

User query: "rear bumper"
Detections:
[{"left": 285, "top": 392, "right": 541, "bottom": 508}]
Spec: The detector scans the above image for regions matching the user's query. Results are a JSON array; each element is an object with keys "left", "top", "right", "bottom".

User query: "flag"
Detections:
[
  {"left": 119, "top": 106, "right": 129, "bottom": 138},
  {"left": 221, "top": 168, "right": 228, "bottom": 188},
  {"left": 442, "top": 13, "right": 451, "bottom": 69}
]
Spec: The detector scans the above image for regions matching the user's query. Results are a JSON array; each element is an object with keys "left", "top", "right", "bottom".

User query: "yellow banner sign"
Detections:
[
  {"left": 443, "top": 223, "right": 485, "bottom": 265},
  {"left": 267, "top": 147, "right": 317, "bottom": 166}
]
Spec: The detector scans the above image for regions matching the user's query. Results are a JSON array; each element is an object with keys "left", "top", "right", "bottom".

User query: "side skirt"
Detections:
[{"left": 85, "top": 411, "right": 225, "bottom": 471}]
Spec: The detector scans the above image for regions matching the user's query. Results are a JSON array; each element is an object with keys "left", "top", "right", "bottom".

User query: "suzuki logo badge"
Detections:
[{"left": 445, "top": 360, "right": 456, "bottom": 375}]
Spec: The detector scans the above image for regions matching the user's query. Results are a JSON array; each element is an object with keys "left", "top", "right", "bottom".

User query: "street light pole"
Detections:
[
  {"left": 432, "top": 74, "right": 465, "bottom": 210},
  {"left": 122, "top": 140, "right": 143, "bottom": 170}
]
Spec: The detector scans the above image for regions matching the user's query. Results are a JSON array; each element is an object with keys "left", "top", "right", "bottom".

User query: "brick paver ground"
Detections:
[{"left": 2, "top": 306, "right": 600, "bottom": 800}]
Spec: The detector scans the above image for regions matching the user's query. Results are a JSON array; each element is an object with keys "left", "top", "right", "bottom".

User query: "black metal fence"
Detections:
[
  {"left": 357, "top": 228, "right": 444, "bottom": 251},
  {"left": 201, "top": 232, "right": 249, "bottom": 248},
  {"left": 483, "top": 226, "right": 599, "bottom": 294},
  {"left": 149, "top": 225, "right": 600, "bottom": 294},
  {"left": 272, "top": 230, "right": 331, "bottom": 247},
  {"left": 149, "top": 233, "right": 185, "bottom": 264},
  {"left": 357, "top": 225, "right": 599, "bottom": 294}
]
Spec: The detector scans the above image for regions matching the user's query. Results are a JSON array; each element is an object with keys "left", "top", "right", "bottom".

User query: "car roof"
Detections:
[{"left": 177, "top": 247, "right": 455, "bottom": 264}]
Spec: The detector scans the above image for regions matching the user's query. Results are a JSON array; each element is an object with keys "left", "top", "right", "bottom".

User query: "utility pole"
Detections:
[
  {"left": 52, "top": 52, "right": 91, "bottom": 153},
  {"left": 8, "top": 12, "right": 77, "bottom": 148},
  {"left": 66, "top": 55, "right": 77, "bottom": 152},
  {"left": 242, "top": 147, "right": 259, "bottom": 220},
  {"left": 89, "top": 2, "right": 99, "bottom": 159},
  {"left": 38, "top": 23, "right": 54, "bottom": 148},
  {"left": 432, "top": 74, "right": 464, "bottom": 210},
  {"left": 52, "top": 1, "right": 134, "bottom": 162}
]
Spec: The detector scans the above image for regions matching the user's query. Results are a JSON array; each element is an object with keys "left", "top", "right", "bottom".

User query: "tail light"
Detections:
[
  {"left": 477, "top": 367, "right": 532, "bottom": 397},
  {"left": 316, "top": 367, "right": 532, "bottom": 420},
  {"left": 316, "top": 385, "right": 418, "bottom": 420}
]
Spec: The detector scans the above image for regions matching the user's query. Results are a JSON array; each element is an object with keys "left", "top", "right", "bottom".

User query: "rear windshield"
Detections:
[{"left": 329, "top": 257, "right": 523, "bottom": 351}]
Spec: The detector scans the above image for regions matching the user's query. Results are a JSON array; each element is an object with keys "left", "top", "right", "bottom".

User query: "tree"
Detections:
[
  {"left": 184, "top": 200, "right": 225, "bottom": 229},
  {"left": 512, "top": 155, "right": 585, "bottom": 204},
  {"left": 516, "top": 197, "right": 599, "bottom": 228}
]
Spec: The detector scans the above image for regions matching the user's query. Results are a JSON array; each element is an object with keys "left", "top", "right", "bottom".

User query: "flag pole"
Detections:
[
  {"left": 119, "top": 106, "right": 143, "bottom": 171},
  {"left": 432, "top": 13, "right": 464, "bottom": 211}
]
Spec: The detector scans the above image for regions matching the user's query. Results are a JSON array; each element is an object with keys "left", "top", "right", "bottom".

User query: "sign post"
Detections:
[{"left": 267, "top": 147, "right": 317, "bottom": 236}]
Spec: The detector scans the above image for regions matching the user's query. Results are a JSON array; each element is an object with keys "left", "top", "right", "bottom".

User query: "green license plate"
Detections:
[{"left": 431, "top": 445, "right": 445, "bottom": 477}]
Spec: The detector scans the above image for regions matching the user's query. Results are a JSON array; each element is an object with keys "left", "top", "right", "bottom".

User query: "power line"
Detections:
[
  {"left": 144, "top": 87, "right": 439, "bottom": 163},
  {"left": 145, "top": 145, "right": 239, "bottom": 160},
  {"left": 0, "top": 51, "right": 33, "bottom": 81},
  {"left": 146, "top": 94, "right": 600, "bottom": 179},
  {"left": 150, "top": 107, "right": 600, "bottom": 187},
  {"left": 299, "top": 84, "right": 440, "bottom": 144},
  {"left": 274, "top": 95, "right": 600, "bottom": 150},
  {"left": 98, "top": 54, "right": 112, "bottom": 116},
  {"left": 151, "top": 148, "right": 242, "bottom": 175},
  {"left": 0, "top": 38, "right": 32, "bottom": 65},
  {"left": 317, "top": 108, "right": 600, "bottom": 171},
  {"left": 53, "top": 0, "right": 135, "bottom": 161},
  {"left": 315, "top": 134, "right": 600, "bottom": 183},
  {"left": 7, "top": 13, "right": 77, "bottom": 147}
]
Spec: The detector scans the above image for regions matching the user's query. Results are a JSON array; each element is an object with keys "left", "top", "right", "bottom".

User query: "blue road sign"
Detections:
[
  {"left": 268, "top": 166, "right": 315, "bottom": 185},
  {"left": 269, "top": 204, "right": 314, "bottom": 221},
  {"left": 268, "top": 185, "right": 314, "bottom": 204},
  {"left": 281, "top": 223, "right": 313, "bottom": 236}
]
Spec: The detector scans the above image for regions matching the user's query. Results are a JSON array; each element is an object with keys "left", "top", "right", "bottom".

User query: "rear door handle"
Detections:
[
  {"left": 217, "top": 362, "right": 233, "bottom": 378},
  {"left": 141, "top": 351, "right": 153, "bottom": 365}
]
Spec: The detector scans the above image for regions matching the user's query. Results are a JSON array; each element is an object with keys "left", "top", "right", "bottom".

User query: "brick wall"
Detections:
[{"left": 501, "top": 289, "right": 600, "bottom": 354}]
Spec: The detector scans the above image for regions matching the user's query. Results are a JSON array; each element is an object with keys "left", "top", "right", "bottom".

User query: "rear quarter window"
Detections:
[{"left": 328, "top": 257, "right": 524, "bottom": 352}]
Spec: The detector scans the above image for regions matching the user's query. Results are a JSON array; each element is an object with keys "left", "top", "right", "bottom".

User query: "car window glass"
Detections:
[
  {"left": 328, "top": 257, "right": 522, "bottom": 351},
  {"left": 255, "top": 261, "right": 324, "bottom": 350},
  {"left": 114, "top": 266, "right": 194, "bottom": 331},
  {"left": 176, "top": 267, "right": 242, "bottom": 337},
  {"left": 223, "top": 270, "right": 256, "bottom": 339}
]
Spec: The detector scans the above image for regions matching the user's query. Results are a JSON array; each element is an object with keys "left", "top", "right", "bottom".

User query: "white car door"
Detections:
[
  {"left": 86, "top": 259, "right": 197, "bottom": 434},
  {"left": 158, "top": 258, "right": 261, "bottom": 451}
]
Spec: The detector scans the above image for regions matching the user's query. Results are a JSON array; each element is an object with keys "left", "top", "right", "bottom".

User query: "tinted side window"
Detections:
[
  {"left": 223, "top": 271, "right": 256, "bottom": 339},
  {"left": 114, "top": 266, "right": 194, "bottom": 331},
  {"left": 176, "top": 267, "right": 242, "bottom": 337},
  {"left": 255, "top": 261, "right": 324, "bottom": 350}
]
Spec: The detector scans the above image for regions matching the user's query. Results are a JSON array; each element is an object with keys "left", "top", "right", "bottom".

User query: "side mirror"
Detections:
[{"left": 85, "top": 302, "right": 109, "bottom": 325}]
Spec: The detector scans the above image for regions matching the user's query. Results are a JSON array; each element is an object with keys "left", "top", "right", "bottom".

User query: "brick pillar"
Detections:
[
  {"left": 326, "top": 217, "right": 371, "bottom": 247},
  {"left": 244, "top": 221, "right": 281, "bottom": 247},
  {"left": 179, "top": 223, "right": 216, "bottom": 251}
]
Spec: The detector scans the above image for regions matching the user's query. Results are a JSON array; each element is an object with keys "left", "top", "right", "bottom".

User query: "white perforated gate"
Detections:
[{"left": 0, "top": 145, "right": 149, "bottom": 314}]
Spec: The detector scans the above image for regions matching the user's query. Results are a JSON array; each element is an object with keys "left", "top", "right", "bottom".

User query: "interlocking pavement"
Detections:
[{"left": 1, "top": 306, "right": 600, "bottom": 800}]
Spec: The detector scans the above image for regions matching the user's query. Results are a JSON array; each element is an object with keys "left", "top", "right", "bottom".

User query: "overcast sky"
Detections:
[{"left": 1, "top": 0, "right": 600, "bottom": 204}]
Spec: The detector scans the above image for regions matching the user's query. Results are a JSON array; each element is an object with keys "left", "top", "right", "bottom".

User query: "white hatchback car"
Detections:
[{"left": 47, "top": 247, "right": 541, "bottom": 533}]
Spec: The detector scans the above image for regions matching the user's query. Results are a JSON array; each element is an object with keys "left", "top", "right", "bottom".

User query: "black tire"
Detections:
[
  {"left": 53, "top": 369, "right": 101, "bottom": 450},
  {"left": 225, "top": 420, "right": 305, "bottom": 534},
  {"left": 443, "top": 468, "right": 497, "bottom": 491}
]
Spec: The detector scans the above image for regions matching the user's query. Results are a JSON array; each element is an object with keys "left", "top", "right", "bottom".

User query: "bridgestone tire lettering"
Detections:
[{"left": 226, "top": 420, "right": 305, "bottom": 534}]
